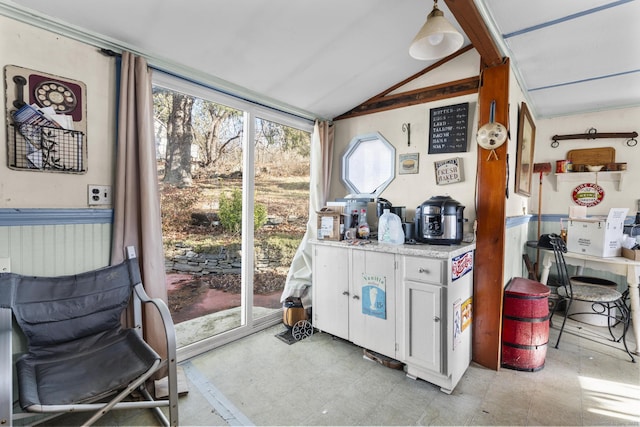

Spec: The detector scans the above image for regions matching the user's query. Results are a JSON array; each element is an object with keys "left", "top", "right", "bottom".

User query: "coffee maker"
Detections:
[{"left": 376, "top": 198, "right": 406, "bottom": 222}]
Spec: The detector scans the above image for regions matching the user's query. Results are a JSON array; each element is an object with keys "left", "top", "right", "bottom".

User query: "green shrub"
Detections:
[{"left": 218, "top": 188, "right": 267, "bottom": 232}]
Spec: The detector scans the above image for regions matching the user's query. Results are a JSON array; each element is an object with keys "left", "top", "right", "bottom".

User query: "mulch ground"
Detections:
[{"left": 167, "top": 273, "right": 283, "bottom": 324}]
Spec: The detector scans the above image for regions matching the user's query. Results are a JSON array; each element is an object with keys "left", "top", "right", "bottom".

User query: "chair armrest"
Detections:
[
  {"left": 1, "top": 308, "right": 13, "bottom": 425},
  {"left": 132, "top": 283, "right": 177, "bottom": 360},
  {"left": 132, "top": 284, "right": 178, "bottom": 426}
]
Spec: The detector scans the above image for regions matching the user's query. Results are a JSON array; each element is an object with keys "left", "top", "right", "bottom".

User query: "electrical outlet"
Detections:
[
  {"left": 0, "top": 258, "right": 10, "bottom": 273},
  {"left": 88, "top": 185, "right": 112, "bottom": 206}
]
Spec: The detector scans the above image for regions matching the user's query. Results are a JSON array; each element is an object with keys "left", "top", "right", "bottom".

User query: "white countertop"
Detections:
[{"left": 311, "top": 239, "right": 476, "bottom": 259}]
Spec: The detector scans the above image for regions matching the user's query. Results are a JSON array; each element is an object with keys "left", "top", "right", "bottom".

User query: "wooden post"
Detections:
[{"left": 472, "top": 59, "right": 510, "bottom": 370}]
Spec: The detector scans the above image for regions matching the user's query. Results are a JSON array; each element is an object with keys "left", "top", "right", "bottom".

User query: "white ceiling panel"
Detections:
[
  {"left": 482, "top": 0, "right": 619, "bottom": 35},
  {"left": 503, "top": 1, "right": 640, "bottom": 89},
  {"left": 1, "top": 0, "right": 638, "bottom": 120},
  {"left": 528, "top": 71, "right": 640, "bottom": 118}
]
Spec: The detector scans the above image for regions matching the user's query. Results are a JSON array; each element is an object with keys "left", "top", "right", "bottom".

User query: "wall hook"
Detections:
[{"left": 402, "top": 123, "right": 411, "bottom": 146}]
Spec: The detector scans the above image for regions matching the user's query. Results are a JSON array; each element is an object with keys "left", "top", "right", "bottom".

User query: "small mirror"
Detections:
[{"left": 341, "top": 132, "right": 395, "bottom": 195}]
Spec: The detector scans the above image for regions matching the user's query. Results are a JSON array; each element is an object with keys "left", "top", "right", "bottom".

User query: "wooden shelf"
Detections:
[{"left": 553, "top": 171, "right": 625, "bottom": 191}]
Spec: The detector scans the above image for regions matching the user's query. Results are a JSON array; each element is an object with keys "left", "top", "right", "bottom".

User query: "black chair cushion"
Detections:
[{"left": 17, "top": 328, "right": 159, "bottom": 408}]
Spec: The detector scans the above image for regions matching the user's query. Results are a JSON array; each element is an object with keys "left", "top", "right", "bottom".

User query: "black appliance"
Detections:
[
  {"left": 376, "top": 198, "right": 406, "bottom": 222},
  {"left": 414, "top": 196, "right": 465, "bottom": 245},
  {"left": 376, "top": 198, "right": 392, "bottom": 217}
]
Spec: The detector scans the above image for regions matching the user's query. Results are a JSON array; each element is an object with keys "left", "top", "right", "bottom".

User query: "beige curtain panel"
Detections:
[
  {"left": 111, "top": 52, "right": 168, "bottom": 368},
  {"left": 280, "top": 120, "right": 334, "bottom": 308}
]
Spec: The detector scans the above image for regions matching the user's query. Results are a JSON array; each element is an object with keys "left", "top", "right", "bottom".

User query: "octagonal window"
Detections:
[{"left": 341, "top": 132, "right": 395, "bottom": 195}]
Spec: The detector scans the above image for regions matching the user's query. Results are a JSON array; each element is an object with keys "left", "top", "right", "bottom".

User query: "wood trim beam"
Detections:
[
  {"left": 334, "top": 76, "right": 479, "bottom": 121},
  {"left": 472, "top": 59, "right": 510, "bottom": 370},
  {"left": 363, "top": 45, "right": 474, "bottom": 104},
  {"left": 444, "top": 0, "right": 503, "bottom": 67}
]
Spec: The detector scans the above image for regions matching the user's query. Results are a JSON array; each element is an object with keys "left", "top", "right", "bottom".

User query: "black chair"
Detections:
[
  {"left": 548, "top": 234, "right": 634, "bottom": 362},
  {"left": 0, "top": 246, "right": 178, "bottom": 426}
]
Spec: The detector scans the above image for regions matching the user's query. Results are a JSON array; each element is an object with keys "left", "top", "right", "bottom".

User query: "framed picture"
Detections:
[
  {"left": 515, "top": 102, "right": 536, "bottom": 196},
  {"left": 399, "top": 153, "right": 419, "bottom": 174}
]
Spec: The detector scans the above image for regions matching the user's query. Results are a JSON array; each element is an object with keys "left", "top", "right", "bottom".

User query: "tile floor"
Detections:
[{"left": 32, "top": 315, "right": 640, "bottom": 426}]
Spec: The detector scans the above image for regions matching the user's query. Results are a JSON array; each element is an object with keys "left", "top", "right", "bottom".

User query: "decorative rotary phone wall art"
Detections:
[
  {"left": 4, "top": 65, "right": 87, "bottom": 173},
  {"left": 476, "top": 100, "right": 507, "bottom": 161}
]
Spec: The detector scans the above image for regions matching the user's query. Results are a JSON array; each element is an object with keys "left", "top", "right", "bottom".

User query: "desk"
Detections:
[{"left": 539, "top": 250, "right": 640, "bottom": 355}]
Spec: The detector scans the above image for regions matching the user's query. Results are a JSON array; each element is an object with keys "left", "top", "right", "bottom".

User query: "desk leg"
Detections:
[
  {"left": 539, "top": 253, "right": 553, "bottom": 285},
  {"left": 626, "top": 266, "right": 640, "bottom": 355}
]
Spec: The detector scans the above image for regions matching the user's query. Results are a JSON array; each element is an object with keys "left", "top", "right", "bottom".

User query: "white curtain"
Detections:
[
  {"left": 110, "top": 52, "right": 168, "bottom": 364},
  {"left": 280, "top": 120, "right": 334, "bottom": 308}
]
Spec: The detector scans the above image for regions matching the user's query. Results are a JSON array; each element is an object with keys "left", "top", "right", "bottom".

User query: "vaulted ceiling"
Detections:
[{"left": 1, "top": 0, "right": 638, "bottom": 121}]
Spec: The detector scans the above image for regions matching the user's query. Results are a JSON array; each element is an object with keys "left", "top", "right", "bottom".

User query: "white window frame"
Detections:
[{"left": 153, "top": 71, "right": 313, "bottom": 361}]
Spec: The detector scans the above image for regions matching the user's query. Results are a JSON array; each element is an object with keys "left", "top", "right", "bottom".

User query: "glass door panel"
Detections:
[
  {"left": 153, "top": 85, "right": 245, "bottom": 348},
  {"left": 252, "top": 117, "right": 310, "bottom": 322}
]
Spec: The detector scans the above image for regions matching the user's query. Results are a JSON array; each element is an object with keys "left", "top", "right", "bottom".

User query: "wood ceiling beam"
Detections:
[
  {"left": 364, "top": 45, "right": 474, "bottom": 103},
  {"left": 334, "top": 46, "right": 475, "bottom": 121},
  {"left": 334, "top": 76, "right": 479, "bottom": 121},
  {"left": 444, "top": 0, "right": 503, "bottom": 67}
]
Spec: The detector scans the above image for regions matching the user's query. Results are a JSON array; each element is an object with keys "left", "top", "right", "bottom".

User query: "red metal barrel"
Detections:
[{"left": 502, "top": 277, "right": 551, "bottom": 371}]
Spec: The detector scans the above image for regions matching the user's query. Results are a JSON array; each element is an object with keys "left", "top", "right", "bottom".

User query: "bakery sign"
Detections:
[
  {"left": 572, "top": 183, "right": 605, "bottom": 207},
  {"left": 434, "top": 157, "right": 464, "bottom": 185}
]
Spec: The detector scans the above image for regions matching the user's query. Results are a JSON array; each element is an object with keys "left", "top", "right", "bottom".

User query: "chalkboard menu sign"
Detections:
[{"left": 428, "top": 102, "right": 469, "bottom": 154}]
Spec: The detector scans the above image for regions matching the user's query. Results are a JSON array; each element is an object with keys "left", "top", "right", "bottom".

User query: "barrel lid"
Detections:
[{"left": 506, "top": 277, "right": 550, "bottom": 297}]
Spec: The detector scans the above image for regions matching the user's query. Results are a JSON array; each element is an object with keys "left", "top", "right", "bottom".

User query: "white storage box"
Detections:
[{"left": 566, "top": 208, "right": 628, "bottom": 257}]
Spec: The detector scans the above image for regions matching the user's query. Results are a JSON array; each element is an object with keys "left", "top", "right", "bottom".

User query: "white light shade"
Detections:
[{"left": 409, "top": 7, "right": 464, "bottom": 60}]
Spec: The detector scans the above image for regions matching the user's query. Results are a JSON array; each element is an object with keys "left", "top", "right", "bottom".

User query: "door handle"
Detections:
[
  {"left": 352, "top": 295, "right": 360, "bottom": 300},
  {"left": 342, "top": 291, "right": 350, "bottom": 296},
  {"left": 433, "top": 316, "right": 440, "bottom": 322}
]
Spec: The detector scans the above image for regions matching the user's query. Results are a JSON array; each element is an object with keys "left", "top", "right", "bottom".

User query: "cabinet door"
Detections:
[
  {"left": 349, "top": 250, "right": 396, "bottom": 358},
  {"left": 312, "top": 245, "right": 350, "bottom": 340},
  {"left": 403, "top": 280, "right": 442, "bottom": 373}
]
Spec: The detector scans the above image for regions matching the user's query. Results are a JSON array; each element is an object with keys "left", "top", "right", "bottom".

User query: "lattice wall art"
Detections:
[{"left": 4, "top": 65, "right": 87, "bottom": 173}]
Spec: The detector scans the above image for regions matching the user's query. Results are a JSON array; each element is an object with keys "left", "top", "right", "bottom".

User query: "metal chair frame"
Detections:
[
  {"left": 548, "top": 234, "right": 634, "bottom": 362},
  {"left": 0, "top": 246, "right": 178, "bottom": 426}
]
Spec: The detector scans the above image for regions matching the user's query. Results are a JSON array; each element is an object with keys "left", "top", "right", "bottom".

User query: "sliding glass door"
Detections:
[{"left": 152, "top": 72, "right": 311, "bottom": 359}]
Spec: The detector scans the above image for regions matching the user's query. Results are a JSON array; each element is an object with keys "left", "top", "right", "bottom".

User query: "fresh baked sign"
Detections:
[
  {"left": 572, "top": 183, "right": 605, "bottom": 207},
  {"left": 434, "top": 157, "right": 464, "bottom": 185}
]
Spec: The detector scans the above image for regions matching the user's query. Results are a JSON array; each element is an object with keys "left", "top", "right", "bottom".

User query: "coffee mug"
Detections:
[{"left": 345, "top": 228, "right": 357, "bottom": 239}]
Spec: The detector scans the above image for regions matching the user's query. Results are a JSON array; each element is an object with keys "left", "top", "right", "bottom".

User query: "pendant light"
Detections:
[{"left": 409, "top": 0, "right": 463, "bottom": 60}]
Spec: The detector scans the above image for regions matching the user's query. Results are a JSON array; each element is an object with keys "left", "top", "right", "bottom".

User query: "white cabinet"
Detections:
[
  {"left": 312, "top": 244, "right": 350, "bottom": 341},
  {"left": 312, "top": 244, "right": 397, "bottom": 359},
  {"left": 349, "top": 249, "right": 397, "bottom": 358},
  {"left": 312, "top": 240, "right": 474, "bottom": 393},
  {"left": 400, "top": 253, "right": 473, "bottom": 394},
  {"left": 403, "top": 279, "right": 442, "bottom": 373}
]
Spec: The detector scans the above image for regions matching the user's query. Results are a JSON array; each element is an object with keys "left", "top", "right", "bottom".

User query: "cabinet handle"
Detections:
[
  {"left": 342, "top": 291, "right": 350, "bottom": 296},
  {"left": 433, "top": 316, "right": 440, "bottom": 322},
  {"left": 419, "top": 268, "right": 429, "bottom": 274},
  {"left": 352, "top": 295, "right": 360, "bottom": 300}
]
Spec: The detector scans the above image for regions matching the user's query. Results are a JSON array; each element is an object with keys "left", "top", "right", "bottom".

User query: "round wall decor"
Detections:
[
  {"left": 34, "top": 80, "right": 78, "bottom": 113},
  {"left": 572, "top": 183, "right": 605, "bottom": 207}
]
